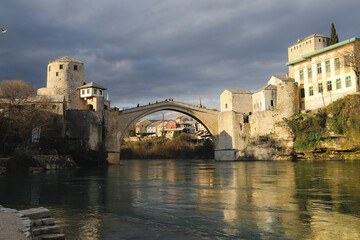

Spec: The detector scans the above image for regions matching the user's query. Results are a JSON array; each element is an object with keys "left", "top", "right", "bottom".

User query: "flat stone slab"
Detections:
[
  {"left": 34, "top": 233, "right": 65, "bottom": 240},
  {"left": 33, "top": 225, "right": 60, "bottom": 236},
  {"left": 20, "top": 207, "right": 51, "bottom": 220},
  {"left": 33, "top": 217, "right": 55, "bottom": 227}
]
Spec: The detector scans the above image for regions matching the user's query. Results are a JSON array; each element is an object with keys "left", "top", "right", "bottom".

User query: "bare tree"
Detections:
[
  {"left": 0, "top": 80, "right": 36, "bottom": 105},
  {"left": 0, "top": 80, "right": 54, "bottom": 152},
  {"left": 344, "top": 43, "right": 360, "bottom": 90}
]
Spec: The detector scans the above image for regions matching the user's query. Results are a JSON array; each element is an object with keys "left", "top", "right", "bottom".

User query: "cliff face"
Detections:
[
  {"left": 241, "top": 94, "right": 360, "bottom": 161},
  {"left": 287, "top": 94, "right": 360, "bottom": 160}
]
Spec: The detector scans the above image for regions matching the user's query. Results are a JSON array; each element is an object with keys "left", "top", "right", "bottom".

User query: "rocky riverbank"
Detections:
[
  {"left": 0, "top": 153, "right": 76, "bottom": 175},
  {"left": 0, "top": 205, "right": 64, "bottom": 240}
]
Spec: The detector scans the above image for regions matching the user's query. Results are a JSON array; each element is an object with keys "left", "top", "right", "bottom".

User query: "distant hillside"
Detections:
[{"left": 287, "top": 94, "right": 360, "bottom": 160}]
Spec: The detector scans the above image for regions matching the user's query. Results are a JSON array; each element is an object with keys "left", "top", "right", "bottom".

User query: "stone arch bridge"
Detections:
[{"left": 105, "top": 101, "right": 220, "bottom": 164}]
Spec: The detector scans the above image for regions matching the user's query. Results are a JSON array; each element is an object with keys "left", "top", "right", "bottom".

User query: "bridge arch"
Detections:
[
  {"left": 105, "top": 101, "right": 219, "bottom": 163},
  {"left": 119, "top": 102, "right": 219, "bottom": 139}
]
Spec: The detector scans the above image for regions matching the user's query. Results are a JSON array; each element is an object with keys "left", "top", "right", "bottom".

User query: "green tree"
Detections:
[{"left": 329, "top": 22, "right": 339, "bottom": 45}]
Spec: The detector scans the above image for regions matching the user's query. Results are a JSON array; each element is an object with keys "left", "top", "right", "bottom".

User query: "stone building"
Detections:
[
  {"left": 36, "top": 56, "right": 108, "bottom": 151},
  {"left": 220, "top": 89, "right": 252, "bottom": 114},
  {"left": 287, "top": 35, "right": 360, "bottom": 110},
  {"left": 135, "top": 119, "right": 152, "bottom": 137},
  {"left": 37, "top": 56, "right": 86, "bottom": 110}
]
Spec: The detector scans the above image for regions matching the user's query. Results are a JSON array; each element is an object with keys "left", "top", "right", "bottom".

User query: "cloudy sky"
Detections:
[{"left": 1, "top": 0, "right": 360, "bottom": 115}]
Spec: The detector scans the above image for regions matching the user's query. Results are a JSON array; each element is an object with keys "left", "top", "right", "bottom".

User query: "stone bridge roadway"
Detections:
[{"left": 105, "top": 100, "right": 220, "bottom": 164}]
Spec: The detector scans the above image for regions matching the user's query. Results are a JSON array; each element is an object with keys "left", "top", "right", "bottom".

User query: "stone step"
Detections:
[
  {"left": 19, "top": 207, "right": 51, "bottom": 220},
  {"left": 33, "top": 225, "right": 60, "bottom": 236},
  {"left": 33, "top": 217, "right": 55, "bottom": 227},
  {"left": 34, "top": 233, "right": 65, "bottom": 240}
]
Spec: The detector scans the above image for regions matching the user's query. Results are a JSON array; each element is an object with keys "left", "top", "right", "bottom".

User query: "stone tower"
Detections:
[
  {"left": 287, "top": 34, "right": 329, "bottom": 78},
  {"left": 37, "top": 56, "right": 85, "bottom": 109},
  {"left": 276, "top": 80, "right": 299, "bottom": 118}
]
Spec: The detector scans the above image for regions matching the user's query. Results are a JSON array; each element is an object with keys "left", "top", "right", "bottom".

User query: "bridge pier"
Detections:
[{"left": 107, "top": 152, "right": 120, "bottom": 165}]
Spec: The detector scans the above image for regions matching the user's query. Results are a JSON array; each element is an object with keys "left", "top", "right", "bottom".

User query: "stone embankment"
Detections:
[{"left": 0, "top": 205, "right": 64, "bottom": 240}]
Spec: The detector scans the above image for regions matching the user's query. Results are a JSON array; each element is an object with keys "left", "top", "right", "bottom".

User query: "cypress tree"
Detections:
[{"left": 329, "top": 23, "right": 339, "bottom": 45}]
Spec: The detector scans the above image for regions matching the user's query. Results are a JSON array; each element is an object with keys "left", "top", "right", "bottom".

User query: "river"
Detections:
[{"left": 0, "top": 159, "right": 360, "bottom": 239}]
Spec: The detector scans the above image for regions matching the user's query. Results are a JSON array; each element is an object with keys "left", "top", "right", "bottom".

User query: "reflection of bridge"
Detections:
[{"left": 105, "top": 101, "right": 220, "bottom": 164}]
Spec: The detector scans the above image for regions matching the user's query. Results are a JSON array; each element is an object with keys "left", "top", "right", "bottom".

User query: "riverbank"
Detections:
[
  {"left": 121, "top": 135, "right": 214, "bottom": 159},
  {"left": 0, "top": 205, "right": 65, "bottom": 240}
]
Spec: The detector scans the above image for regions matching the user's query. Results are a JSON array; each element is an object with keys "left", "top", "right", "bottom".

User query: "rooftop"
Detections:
[
  {"left": 287, "top": 37, "right": 360, "bottom": 66},
  {"left": 51, "top": 56, "right": 83, "bottom": 64},
  {"left": 78, "top": 82, "right": 107, "bottom": 90}
]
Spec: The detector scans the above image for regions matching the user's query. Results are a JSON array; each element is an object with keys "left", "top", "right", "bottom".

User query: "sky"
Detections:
[{"left": 1, "top": 0, "right": 360, "bottom": 119}]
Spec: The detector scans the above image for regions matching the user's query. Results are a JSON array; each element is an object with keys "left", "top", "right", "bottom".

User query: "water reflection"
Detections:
[{"left": 0, "top": 160, "right": 359, "bottom": 239}]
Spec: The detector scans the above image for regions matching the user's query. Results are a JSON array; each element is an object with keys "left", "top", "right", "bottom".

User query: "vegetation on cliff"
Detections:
[
  {"left": 121, "top": 133, "right": 214, "bottom": 159},
  {"left": 287, "top": 94, "right": 360, "bottom": 151}
]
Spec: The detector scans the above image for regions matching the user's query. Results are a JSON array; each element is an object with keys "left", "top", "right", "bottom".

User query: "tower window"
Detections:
[
  {"left": 99, "top": 90, "right": 103, "bottom": 95},
  {"left": 335, "top": 58, "right": 340, "bottom": 69},
  {"left": 345, "top": 55, "right": 350, "bottom": 67},
  {"left": 59, "top": 64, "right": 63, "bottom": 70},
  {"left": 346, "top": 76, "right": 351, "bottom": 87},
  {"left": 74, "top": 65, "right": 78, "bottom": 71},
  {"left": 225, "top": 103, "right": 228, "bottom": 109},
  {"left": 300, "top": 70, "right": 304, "bottom": 80},
  {"left": 56, "top": 72, "right": 59, "bottom": 76},
  {"left": 336, "top": 78, "right": 341, "bottom": 89},
  {"left": 300, "top": 88, "right": 305, "bottom": 98},
  {"left": 327, "top": 81, "right": 332, "bottom": 91},
  {"left": 326, "top": 61, "right": 330, "bottom": 72},
  {"left": 309, "top": 86, "right": 314, "bottom": 96},
  {"left": 49, "top": 66, "right": 51, "bottom": 71},
  {"left": 308, "top": 67, "right": 312, "bottom": 78},
  {"left": 87, "top": 89, "right": 90, "bottom": 94},
  {"left": 94, "top": 89, "right": 97, "bottom": 94},
  {"left": 317, "top": 63, "right": 322, "bottom": 74},
  {"left": 318, "top": 83, "right": 323, "bottom": 93}
]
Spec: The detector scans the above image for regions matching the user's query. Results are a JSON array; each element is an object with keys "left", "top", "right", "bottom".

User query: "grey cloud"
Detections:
[{"left": 1, "top": 0, "right": 360, "bottom": 112}]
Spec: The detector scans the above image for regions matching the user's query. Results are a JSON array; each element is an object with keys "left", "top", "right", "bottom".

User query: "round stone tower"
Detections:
[
  {"left": 276, "top": 81, "right": 300, "bottom": 118},
  {"left": 38, "top": 56, "right": 85, "bottom": 109}
]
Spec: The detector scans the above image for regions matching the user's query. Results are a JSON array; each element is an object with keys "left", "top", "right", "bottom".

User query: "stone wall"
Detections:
[
  {"left": 66, "top": 110, "right": 103, "bottom": 150},
  {"left": 216, "top": 111, "right": 250, "bottom": 160},
  {"left": 104, "top": 109, "right": 121, "bottom": 164}
]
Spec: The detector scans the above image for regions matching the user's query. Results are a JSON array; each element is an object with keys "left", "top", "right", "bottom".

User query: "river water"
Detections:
[{"left": 1, "top": 159, "right": 360, "bottom": 239}]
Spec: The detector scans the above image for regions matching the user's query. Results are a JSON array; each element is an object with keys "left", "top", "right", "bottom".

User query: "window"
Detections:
[
  {"left": 99, "top": 90, "right": 103, "bottom": 95},
  {"left": 56, "top": 72, "right": 59, "bottom": 76},
  {"left": 345, "top": 55, "right": 350, "bottom": 67},
  {"left": 270, "top": 100, "right": 274, "bottom": 106},
  {"left": 318, "top": 83, "right": 323, "bottom": 93},
  {"left": 87, "top": 89, "right": 90, "bottom": 94},
  {"left": 59, "top": 64, "right": 63, "bottom": 70},
  {"left": 346, "top": 76, "right": 351, "bottom": 87},
  {"left": 309, "top": 86, "right": 314, "bottom": 96},
  {"left": 49, "top": 66, "right": 51, "bottom": 72},
  {"left": 326, "top": 61, "right": 330, "bottom": 72},
  {"left": 74, "top": 65, "right": 78, "bottom": 71},
  {"left": 94, "top": 89, "right": 97, "bottom": 94},
  {"left": 317, "top": 63, "right": 322, "bottom": 74},
  {"left": 327, "top": 81, "right": 332, "bottom": 91},
  {"left": 308, "top": 67, "right": 312, "bottom": 78},
  {"left": 335, "top": 58, "right": 340, "bottom": 69},
  {"left": 52, "top": 105, "right": 56, "bottom": 110},
  {"left": 300, "top": 70, "right": 304, "bottom": 80},
  {"left": 82, "top": 90, "right": 85, "bottom": 94},
  {"left": 300, "top": 88, "right": 305, "bottom": 98},
  {"left": 336, "top": 78, "right": 341, "bottom": 89}
]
